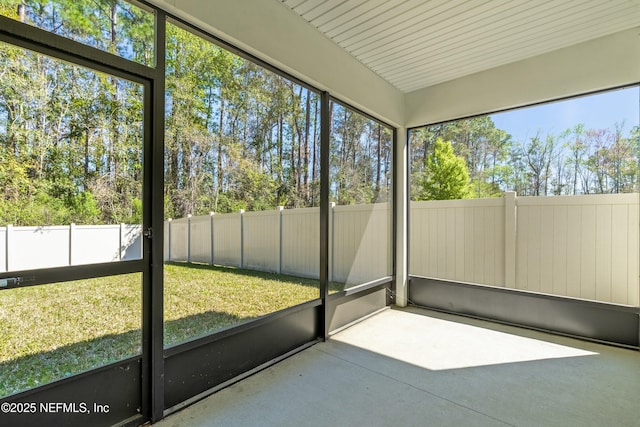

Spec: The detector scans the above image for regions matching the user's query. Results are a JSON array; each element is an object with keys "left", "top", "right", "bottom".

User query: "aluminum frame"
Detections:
[{"left": 320, "top": 91, "right": 331, "bottom": 339}]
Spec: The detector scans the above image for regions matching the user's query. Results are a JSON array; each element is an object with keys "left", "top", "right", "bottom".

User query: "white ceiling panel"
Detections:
[{"left": 279, "top": 0, "right": 640, "bottom": 93}]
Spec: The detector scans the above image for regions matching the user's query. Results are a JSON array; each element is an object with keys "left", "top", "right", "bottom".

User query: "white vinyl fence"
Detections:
[
  {"left": 410, "top": 192, "right": 640, "bottom": 306},
  {"left": 0, "top": 224, "right": 142, "bottom": 272},
  {"left": 165, "top": 203, "right": 392, "bottom": 285},
  {"left": 0, "top": 204, "right": 391, "bottom": 285},
  {"left": 5, "top": 194, "right": 635, "bottom": 305}
]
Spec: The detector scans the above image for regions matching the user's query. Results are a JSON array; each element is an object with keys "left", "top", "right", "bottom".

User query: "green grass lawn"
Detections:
[
  {"left": 164, "top": 262, "right": 327, "bottom": 345},
  {"left": 0, "top": 263, "right": 338, "bottom": 398}
]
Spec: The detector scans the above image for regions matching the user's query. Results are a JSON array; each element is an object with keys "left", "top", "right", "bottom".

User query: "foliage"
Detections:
[
  {"left": 1, "top": 0, "right": 154, "bottom": 65},
  {"left": 411, "top": 114, "right": 640, "bottom": 200},
  {"left": 163, "top": 23, "right": 392, "bottom": 216},
  {"left": 419, "top": 139, "right": 470, "bottom": 200},
  {"left": 0, "top": 1, "right": 147, "bottom": 225},
  {"left": 1, "top": 2, "right": 637, "bottom": 225},
  {"left": 329, "top": 102, "right": 392, "bottom": 205},
  {"left": 1, "top": 5, "right": 393, "bottom": 226},
  {"left": 410, "top": 116, "right": 511, "bottom": 199}
]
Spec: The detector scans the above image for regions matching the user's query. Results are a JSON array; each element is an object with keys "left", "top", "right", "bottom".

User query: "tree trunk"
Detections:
[
  {"left": 303, "top": 90, "right": 311, "bottom": 203},
  {"left": 291, "top": 115, "right": 297, "bottom": 199},
  {"left": 278, "top": 113, "right": 283, "bottom": 184},
  {"left": 108, "top": 3, "right": 119, "bottom": 188},
  {"left": 311, "top": 97, "right": 318, "bottom": 205},
  {"left": 375, "top": 124, "right": 381, "bottom": 200},
  {"left": 18, "top": 1, "right": 26, "bottom": 22},
  {"left": 218, "top": 97, "right": 225, "bottom": 192}
]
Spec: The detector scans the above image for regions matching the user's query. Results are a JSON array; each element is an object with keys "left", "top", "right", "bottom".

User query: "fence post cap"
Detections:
[
  {"left": 239, "top": 209, "right": 245, "bottom": 214},
  {"left": 277, "top": 206, "right": 284, "bottom": 211},
  {"left": 187, "top": 214, "right": 192, "bottom": 218},
  {"left": 209, "top": 211, "right": 215, "bottom": 216},
  {"left": 330, "top": 202, "right": 336, "bottom": 208}
]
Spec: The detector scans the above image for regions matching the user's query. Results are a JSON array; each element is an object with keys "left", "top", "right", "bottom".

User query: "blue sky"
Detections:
[{"left": 490, "top": 86, "right": 639, "bottom": 143}]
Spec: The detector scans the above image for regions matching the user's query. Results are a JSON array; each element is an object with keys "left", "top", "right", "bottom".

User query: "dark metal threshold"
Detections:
[{"left": 409, "top": 276, "right": 639, "bottom": 349}]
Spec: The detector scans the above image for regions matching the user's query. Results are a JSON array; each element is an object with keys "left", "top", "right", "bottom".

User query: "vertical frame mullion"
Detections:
[
  {"left": 140, "top": 74, "right": 154, "bottom": 424},
  {"left": 391, "top": 128, "right": 398, "bottom": 304},
  {"left": 403, "top": 127, "right": 410, "bottom": 305},
  {"left": 145, "top": 8, "right": 166, "bottom": 423},
  {"left": 320, "top": 91, "right": 330, "bottom": 340}
]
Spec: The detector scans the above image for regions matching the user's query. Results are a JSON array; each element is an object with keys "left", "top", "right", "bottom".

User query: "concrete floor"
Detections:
[{"left": 155, "top": 306, "right": 639, "bottom": 427}]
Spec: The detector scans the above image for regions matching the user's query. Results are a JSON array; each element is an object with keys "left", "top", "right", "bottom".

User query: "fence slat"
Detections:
[
  {"left": 595, "top": 205, "right": 612, "bottom": 302},
  {"left": 611, "top": 205, "right": 628, "bottom": 304},
  {"left": 580, "top": 205, "right": 597, "bottom": 300},
  {"left": 566, "top": 206, "right": 582, "bottom": 298},
  {"left": 628, "top": 201, "right": 639, "bottom": 306},
  {"left": 540, "top": 207, "right": 554, "bottom": 294},
  {"left": 552, "top": 206, "right": 568, "bottom": 296},
  {"left": 504, "top": 192, "right": 516, "bottom": 288}
]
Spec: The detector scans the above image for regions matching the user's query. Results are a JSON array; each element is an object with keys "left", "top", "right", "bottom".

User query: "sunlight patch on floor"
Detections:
[{"left": 331, "top": 309, "right": 598, "bottom": 371}]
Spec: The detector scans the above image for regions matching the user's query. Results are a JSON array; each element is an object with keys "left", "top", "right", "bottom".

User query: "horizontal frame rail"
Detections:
[{"left": 0, "top": 260, "right": 144, "bottom": 290}]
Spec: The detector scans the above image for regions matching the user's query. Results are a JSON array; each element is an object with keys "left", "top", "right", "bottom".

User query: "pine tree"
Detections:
[{"left": 420, "top": 139, "right": 470, "bottom": 200}]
